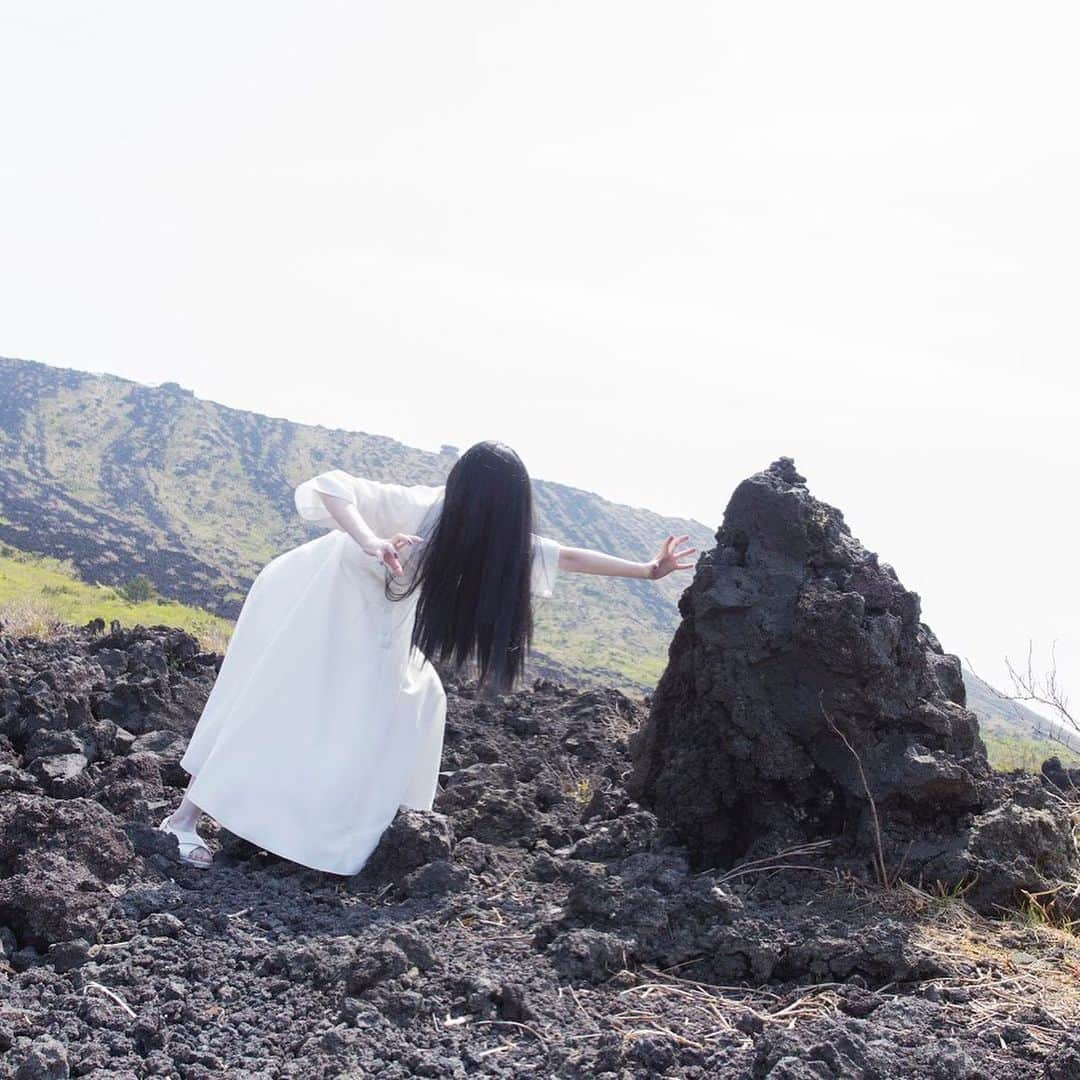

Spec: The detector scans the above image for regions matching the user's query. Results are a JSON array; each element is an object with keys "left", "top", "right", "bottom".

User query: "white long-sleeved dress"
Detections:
[{"left": 178, "top": 469, "right": 562, "bottom": 875}]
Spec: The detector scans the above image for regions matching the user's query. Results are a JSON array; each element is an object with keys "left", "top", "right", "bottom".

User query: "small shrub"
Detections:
[
  {"left": 556, "top": 761, "right": 599, "bottom": 806},
  {"left": 118, "top": 574, "right": 157, "bottom": 603}
]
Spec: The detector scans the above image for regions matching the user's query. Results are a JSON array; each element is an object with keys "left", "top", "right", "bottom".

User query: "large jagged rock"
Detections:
[{"left": 627, "top": 458, "right": 1079, "bottom": 912}]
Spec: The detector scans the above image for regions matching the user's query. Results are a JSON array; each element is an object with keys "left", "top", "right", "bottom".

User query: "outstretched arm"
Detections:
[{"left": 559, "top": 534, "right": 697, "bottom": 581}]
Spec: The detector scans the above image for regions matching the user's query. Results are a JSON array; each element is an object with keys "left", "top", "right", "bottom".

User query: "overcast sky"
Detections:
[{"left": 1, "top": 2, "right": 1077, "bottom": 711}]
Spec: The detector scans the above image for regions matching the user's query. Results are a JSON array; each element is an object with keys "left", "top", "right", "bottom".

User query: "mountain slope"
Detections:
[
  {"left": 0, "top": 355, "right": 715, "bottom": 691},
  {"left": 963, "top": 666, "right": 1080, "bottom": 769}
]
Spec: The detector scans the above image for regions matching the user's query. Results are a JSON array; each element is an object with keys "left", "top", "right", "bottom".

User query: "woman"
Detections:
[{"left": 159, "top": 440, "right": 697, "bottom": 873}]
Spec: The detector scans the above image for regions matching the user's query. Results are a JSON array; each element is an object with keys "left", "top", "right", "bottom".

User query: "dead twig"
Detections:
[
  {"left": 470, "top": 1018, "right": 550, "bottom": 1050},
  {"left": 714, "top": 840, "right": 835, "bottom": 885},
  {"left": 819, "top": 694, "right": 890, "bottom": 888},
  {"left": 84, "top": 982, "right": 137, "bottom": 1019}
]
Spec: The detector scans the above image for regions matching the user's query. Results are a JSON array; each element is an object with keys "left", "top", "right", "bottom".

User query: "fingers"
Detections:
[{"left": 377, "top": 545, "right": 405, "bottom": 576}]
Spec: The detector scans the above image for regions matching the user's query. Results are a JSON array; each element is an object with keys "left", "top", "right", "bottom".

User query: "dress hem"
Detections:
[{"left": 185, "top": 769, "right": 397, "bottom": 877}]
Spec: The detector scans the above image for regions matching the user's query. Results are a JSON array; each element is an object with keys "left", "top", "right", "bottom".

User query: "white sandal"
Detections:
[{"left": 158, "top": 814, "right": 214, "bottom": 869}]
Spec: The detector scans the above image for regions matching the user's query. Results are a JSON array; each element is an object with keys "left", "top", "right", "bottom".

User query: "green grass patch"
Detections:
[
  {"left": 0, "top": 544, "right": 233, "bottom": 653},
  {"left": 982, "top": 730, "right": 1080, "bottom": 773}
]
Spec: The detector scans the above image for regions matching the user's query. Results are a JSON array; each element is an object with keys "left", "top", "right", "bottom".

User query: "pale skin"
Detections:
[{"left": 165, "top": 489, "right": 696, "bottom": 865}]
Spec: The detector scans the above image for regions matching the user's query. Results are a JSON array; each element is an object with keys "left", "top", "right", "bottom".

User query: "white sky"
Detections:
[{"left": 1, "top": 2, "right": 1077, "bottom": 713}]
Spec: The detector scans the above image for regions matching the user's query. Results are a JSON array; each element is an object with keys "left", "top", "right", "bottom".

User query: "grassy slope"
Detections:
[{"left": 0, "top": 545, "right": 232, "bottom": 653}]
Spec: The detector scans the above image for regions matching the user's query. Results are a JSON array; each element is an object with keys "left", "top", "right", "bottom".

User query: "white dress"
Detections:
[{"left": 179, "top": 468, "right": 563, "bottom": 875}]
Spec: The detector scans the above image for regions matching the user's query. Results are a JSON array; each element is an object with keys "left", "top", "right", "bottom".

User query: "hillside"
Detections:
[
  {"left": 963, "top": 666, "right": 1080, "bottom": 771},
  {"left": 0, "top": 355, "right": 714, "bottom": 692}
]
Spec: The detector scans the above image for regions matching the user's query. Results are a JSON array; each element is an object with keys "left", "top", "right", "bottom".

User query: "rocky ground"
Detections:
[{"left": 1, "top": 621, "right": 1080, "bottom": 1079}]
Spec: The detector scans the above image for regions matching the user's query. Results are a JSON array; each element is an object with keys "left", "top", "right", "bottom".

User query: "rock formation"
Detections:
[{"left": 627, "top": 458, "right": 1079, "bottom": 912}]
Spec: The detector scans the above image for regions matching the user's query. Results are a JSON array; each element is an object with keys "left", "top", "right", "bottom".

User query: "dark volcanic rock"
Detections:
[
  {"left": 91, "top": 750, "right": 166, "bottom": 821},
  {"left": 0, "top": 794, "right": 138, "bottom": 947},
  {"left": 627, "top": 457, "right": 1080, "bottom": 913},
  {"left": 0, "top": 591, "right": 1076, "bottom": 1077},
  {"left": 1042, "top": 755, "right": 1080, "bottom": 794},
  {"left": 546, "top": 927, "right": 635, "bottom": 983},
  {"left": 349, "top": 808, "right": 454, "bottom": 894},
  {"left": 129, "top": 728, "right": 187, "bottom": 786},
  {"left": 25, "top": 752, "right": 91, "bottom": 798}
]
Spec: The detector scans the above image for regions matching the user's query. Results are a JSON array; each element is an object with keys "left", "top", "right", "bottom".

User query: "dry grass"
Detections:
[
  {"left": 858, "top": 881, "right": 1080, "bottom": 1052},
  {"left": 597, "top": 700, "right": 640, "bottom": 745},
  {"left": 0, "top": 593, "right": 230, "bottom": 656},
  {"left": 1018, "top": 787, "right": 1080, "bottom": 930},
  {"left": 595, "top": 967, "right": 845, "bottom": 1051},
  {"left": 551, "top": 875, "right": 1080, "bottom": 1059},
  {"left": 435, "top": 824, "right": 1080, "bottom": 1064},
  {"left": 1015, "top": 884, "right": 1080, "bottom": 935},
  {"left": 193, "top": 620, "right": 232, "bottom": 656},
  {"left": 820, "top": 695, "right": 890, "bottom": 888},
  {"left": 0, "top": 596, "right": 68, "bottom": 640},
  {"left": 711, "top": 839, "right": 838, "bottom": 886},
  {"left": 555, "top": 962, "right": 845, "bottom": 1054}
]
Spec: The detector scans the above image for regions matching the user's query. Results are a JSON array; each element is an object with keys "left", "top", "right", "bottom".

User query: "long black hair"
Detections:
[{"left": 384, "top": 440, "right": 536, "bottom": 696}]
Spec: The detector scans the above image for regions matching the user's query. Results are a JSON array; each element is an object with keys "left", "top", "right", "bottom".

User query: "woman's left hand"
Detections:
[
  {"left": 649, "top": 534, "right": 697, "bottom": 579},
  {"left": 369, "top": 533, "right": 424, "bottom": 576}
]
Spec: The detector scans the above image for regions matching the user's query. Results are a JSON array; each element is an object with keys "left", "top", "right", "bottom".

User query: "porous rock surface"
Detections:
[
  {"left": 627, "top": 458, "right": 1079, "bottom": 914},
  {"left": 0, "top": 574, "right": 1078, "bottom": 1074}
]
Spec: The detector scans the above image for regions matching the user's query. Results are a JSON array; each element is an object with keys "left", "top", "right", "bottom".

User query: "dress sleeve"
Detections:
[
  {"left": 295, "top": 468, "right": 444, "bottom": 538},
  {"left": 530, "top": 534, "right": 562, "bottom": 598},
  {"left": 294, "top": 469, "right": 363, "bottom": 531}
]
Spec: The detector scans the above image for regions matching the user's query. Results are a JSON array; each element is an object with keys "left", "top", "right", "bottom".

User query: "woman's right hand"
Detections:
[
  {"left": 649, "top": 534, "right": 697, "bottom": 579},
  {"left": 362, "top": 534, "right": 424, "bottom": 576}
]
